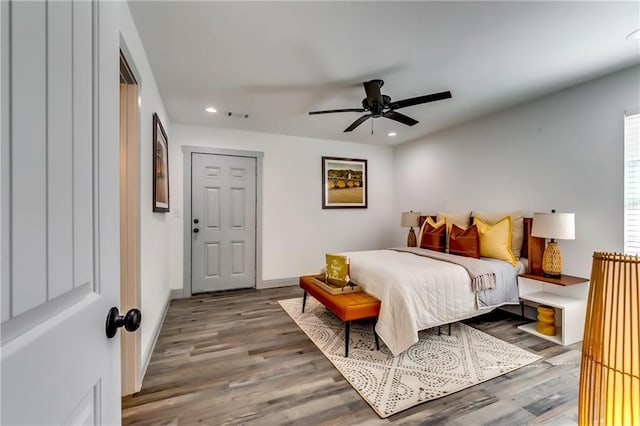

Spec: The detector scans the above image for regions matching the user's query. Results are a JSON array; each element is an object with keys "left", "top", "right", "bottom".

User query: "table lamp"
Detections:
[
  {"left": 579, "top": 252, "right": 639, "bottom": 425},
  {"left": 531, "top": 210, "right": 575, "bottom": 278},
  {"left": 401, "top": 211, "right": 421, "bottom": 247}
]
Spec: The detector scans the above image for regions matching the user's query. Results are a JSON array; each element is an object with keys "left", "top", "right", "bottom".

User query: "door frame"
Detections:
[
  {"left": 118, "top": 47, "right": 142, "bottom": 395},
  {"left": 182, "top": 146, "right": 263, "bottom": 297}
]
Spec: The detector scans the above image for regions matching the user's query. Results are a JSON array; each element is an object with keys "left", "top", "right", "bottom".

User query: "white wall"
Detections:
[
  {"left": 120, "top": 2, "right": 171, "bottom": 374},
  {"left": 394, "top": 65, "right": 640, "bottom": 278},
  {"left": 169, "top": 125, "right": 396, "bottom": 290}
]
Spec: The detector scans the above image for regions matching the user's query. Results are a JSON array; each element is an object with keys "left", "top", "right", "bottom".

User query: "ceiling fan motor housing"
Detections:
[{"left": 363, "top": 94, "right": 391, "bottom": 117}]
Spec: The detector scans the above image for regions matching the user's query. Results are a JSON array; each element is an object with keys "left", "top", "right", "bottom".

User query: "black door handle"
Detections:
[
  {"left": 105, "top": 307, "right": 141, "bottom": 338},
  {"left": 193, "top": 228, "right": 199, "bottom": 233},
  {"left": 193, "top": 218, "right": 199, "bottom": 224}
]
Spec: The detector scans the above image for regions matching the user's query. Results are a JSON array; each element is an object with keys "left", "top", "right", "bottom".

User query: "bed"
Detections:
[{"left": 339, "top": 215, "right": 545, "bottom": 356}]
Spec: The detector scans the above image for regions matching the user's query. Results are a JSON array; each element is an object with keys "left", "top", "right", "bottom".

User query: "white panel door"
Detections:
[
  {"left": 191, "top": 154, "right": 256, "bottom": 293},
  {"left": 1, "top": 1, "right": 121, "bottom": 425}
]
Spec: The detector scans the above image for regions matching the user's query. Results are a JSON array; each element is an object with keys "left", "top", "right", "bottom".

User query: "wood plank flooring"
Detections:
[{"left": 122, "top": 285, "right": 582, "bottom": 425}]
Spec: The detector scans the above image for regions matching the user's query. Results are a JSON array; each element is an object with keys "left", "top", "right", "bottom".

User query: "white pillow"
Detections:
[{"left": 436, "top": 211, "right": 472, "bottom": 251}]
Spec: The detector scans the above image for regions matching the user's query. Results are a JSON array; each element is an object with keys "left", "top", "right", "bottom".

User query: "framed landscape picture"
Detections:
[
  {"left": 322, "top": 156, "right": 368, "bottom": 209},
  {"left": 153, "top": 113, "right": 170, "bottom": 212}
]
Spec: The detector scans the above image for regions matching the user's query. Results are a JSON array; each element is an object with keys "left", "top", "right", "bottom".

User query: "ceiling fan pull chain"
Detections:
[{"left": 371, "top": 119, "right": 373, "bottom": 135}]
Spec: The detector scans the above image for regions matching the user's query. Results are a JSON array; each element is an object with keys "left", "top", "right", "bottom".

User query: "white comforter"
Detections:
[{"left": 343, "top": 249, "right": 517, "bottom": 356}]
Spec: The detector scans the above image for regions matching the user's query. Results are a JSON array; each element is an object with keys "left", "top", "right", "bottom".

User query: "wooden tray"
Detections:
[{"left": 311, "top": 276, "right": 362, "bottom": 295}]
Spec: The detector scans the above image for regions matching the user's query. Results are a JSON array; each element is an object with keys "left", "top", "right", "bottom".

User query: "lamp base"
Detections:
[
  {"left": 407, "top": 227, "right": 417, "bottom": 247},
  {"left": 542, "top": 241, "right": 563, "bottom": 277}
]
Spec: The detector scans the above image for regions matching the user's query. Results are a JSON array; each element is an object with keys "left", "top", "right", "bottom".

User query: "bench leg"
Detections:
[
  {"left": 345, "top": 321, "right": 350, "bottom": 357},
  {"left": 438, "top": 324, "right": 452, "bottom": 336},
  {"left": 302, "top": 291, "right": 307, "bottom": 313},
  {"left": 373, "top": 322, "right": 380, "bottom": 351}
]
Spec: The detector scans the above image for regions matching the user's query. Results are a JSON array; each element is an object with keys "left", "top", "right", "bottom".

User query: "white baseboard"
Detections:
[
  {"left": 164, "top": 278, "right": 298, "bottom": 298},
  {"left": 169, "top": 289, "right": 184, "bottom": 299},
  {"left": 138, "top": 290, "right": 172, "bottom": 387},
  {"left": 258, "top": 277, "right": 298, "bottom": 289}
]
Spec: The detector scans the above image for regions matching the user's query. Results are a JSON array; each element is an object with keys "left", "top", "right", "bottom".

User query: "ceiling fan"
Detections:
[{"left": 309, "top": 79, "right": 452, "bottom": 132}]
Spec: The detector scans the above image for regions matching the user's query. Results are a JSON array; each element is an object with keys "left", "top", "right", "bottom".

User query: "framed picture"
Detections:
[
  {"left": 322, "top": 156, "right": 367, "bottom": 209},
  {"left": 153, "top": 113, "right": 170, "bottom": 212}
]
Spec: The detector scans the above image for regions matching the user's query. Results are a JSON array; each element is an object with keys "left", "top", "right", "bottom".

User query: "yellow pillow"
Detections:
[
  {"left": 474, "top": 217, "right": 516, "bottom": 266},
  {"left": 417, "top": 216, "right": 445, "bottom": 247},
  {"left": 473, "top": 210, "right": 524, "bottom": 259},
  {"left": 426, "top": 216, "right": 444, "bottom": 227}
]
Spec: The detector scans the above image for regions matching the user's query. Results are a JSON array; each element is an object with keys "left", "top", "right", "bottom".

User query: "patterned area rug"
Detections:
[{"left": 279, "top": 297, "right": 541, "bottom": 418}]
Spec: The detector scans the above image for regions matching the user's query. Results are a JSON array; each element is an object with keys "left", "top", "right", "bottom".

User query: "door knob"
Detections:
[
  {"left": 193, "top": 228, "right": 199, "bottom": 233},
  {"left": 193, "top": 219, "right": 199, "bottom": 224},
  {"left": 105, "top": 307, "right": 141, "bottom": 338}
]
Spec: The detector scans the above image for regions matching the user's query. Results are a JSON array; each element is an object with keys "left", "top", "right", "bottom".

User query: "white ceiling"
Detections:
[{"left": 128, "top": 1, "right": 640, "bottom": 146}]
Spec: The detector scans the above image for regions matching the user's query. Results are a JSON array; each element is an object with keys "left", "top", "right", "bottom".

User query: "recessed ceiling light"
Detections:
[
  {"left": 205, "top": 107, "right": 217, "bottom": 113},
  {"left": 627, "top": 29, "right": 640, "bottom": 40},
  {"left": 388, "top": 132, "right": 397, "bottom": 137}
]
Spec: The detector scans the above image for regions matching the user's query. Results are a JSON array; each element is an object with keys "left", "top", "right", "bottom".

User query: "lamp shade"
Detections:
[
  {"left": 401, "top": 211, "right": 421, "bottom": 228},
  {"left": 531, "top": 212, "right": 575, "bottom": 240},
  {"left": 579, "top": 253, "right": 640, "bottom": 425}
]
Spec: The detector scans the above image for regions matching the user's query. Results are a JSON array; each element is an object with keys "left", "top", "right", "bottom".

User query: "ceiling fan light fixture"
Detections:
[
  {"left": 205, "top": 107, "right": 217, "bottom": 113},
  {"left": 627, "top": 29, "right": 640, "bottom": 40}
]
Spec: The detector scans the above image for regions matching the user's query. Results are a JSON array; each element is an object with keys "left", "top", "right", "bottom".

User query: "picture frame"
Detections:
[
  {"left": 322, "top": 156, "right": 368, "bottom": 209},
  {"left": 152, "top": 113, "right": 170, "bottom": 212}
]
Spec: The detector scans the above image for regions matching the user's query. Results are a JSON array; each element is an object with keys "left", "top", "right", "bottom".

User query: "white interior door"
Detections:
[
  {"left": 1, "top": 1, "right": 121, "bottom": 425},
  {"left": 191, "top": 153, "right": 256, "bottom": 293}
]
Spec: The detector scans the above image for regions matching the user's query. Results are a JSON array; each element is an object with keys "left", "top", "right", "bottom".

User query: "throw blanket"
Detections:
[{"left": 391, "top": 247, "right": 497, "bottom": 291}]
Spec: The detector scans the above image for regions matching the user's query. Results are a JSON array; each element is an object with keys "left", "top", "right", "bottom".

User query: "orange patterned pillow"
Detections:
[
  {"left": 420, "top": 221, "right": 446, "bottom": 252},
  {"left": 449, "top": 224, "right": 480, "bottom": 258}
]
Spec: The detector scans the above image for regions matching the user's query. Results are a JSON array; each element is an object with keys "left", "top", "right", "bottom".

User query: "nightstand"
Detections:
[{"left": 517, "top": 272, "right": 589, "bottom": 345}]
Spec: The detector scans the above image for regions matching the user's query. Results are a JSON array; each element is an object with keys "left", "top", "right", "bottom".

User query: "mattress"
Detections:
[{"left": 342, "top": 248, "right": 523, "bottom": 356}]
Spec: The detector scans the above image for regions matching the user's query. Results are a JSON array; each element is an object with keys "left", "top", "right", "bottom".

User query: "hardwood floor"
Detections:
[{"left": 122, "top": 286, "right": 582, "bottom": 425}]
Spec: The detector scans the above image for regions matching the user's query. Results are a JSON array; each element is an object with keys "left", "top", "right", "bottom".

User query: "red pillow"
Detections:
[
  {"left": 420, "top": 222, "right": 446, "bottom": 252},
  {"left": 449, "top": 224, "right": 480, "bottom": 258}
]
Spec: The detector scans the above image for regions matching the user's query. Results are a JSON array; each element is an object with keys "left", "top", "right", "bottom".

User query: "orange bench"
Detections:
[{"left": 299, "top": 275, "right": 381, "bottom": 357}]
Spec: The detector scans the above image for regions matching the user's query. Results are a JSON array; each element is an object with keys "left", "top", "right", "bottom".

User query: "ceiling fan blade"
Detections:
[
  {"left": 383, "top": 110, "right": 418, "bottom": 126},
  {"left": 344, "top": 115, "right": 371, "bottom": 132},
  {"left": 388, "top": 90, "right": 452, "bottom": 110},
  {"left": 309, "top": 108, "right": 366, "bottom": 115},
  {"left": 363, "top": 80, "right": 384, "bottom": 108}
]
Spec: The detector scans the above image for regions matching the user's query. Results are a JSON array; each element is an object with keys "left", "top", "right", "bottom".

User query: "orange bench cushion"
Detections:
[{"left": 299, "top": 275, "right": 380, "bottom": 322}]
